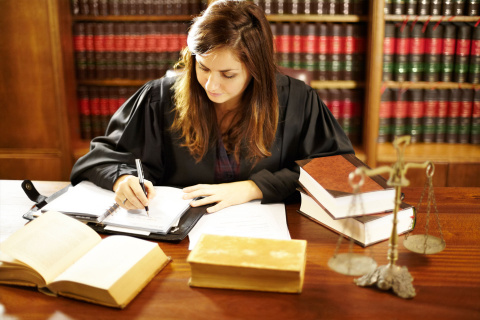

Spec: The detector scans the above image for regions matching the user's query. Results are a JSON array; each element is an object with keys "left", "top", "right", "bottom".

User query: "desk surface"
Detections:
[{"left": 0, "top": 180, "right": 479, "bottom": 320}]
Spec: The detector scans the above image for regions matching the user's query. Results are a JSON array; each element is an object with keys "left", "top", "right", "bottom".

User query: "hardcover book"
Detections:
[
  {"left": 0, "top": 211, "right": 170, "bottom": 308},
  {"left": 297, "top": 154, "right": 395, "bottom": 219},
  {"left": 299, "top": 191, "right": 415, "bottom": 247},
  {"left": 187, "top": 234, "right": 307, "bottom": 293}
]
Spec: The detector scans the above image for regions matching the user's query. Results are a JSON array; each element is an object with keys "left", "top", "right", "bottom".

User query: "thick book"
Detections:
[
  {"left": 299, "top": 191, "right": 415, "bottom": 247},
  {"left": 187, "top": 234, "right": 307, "bottom": 293},
  {"left": 0, "top": 211, "right": 170, "bottom": 308},
  {"left": 297, "top": 154, "right": 395, "bottom": 219},
  {"left": 40, "top": 181, "right": 192, "bottom": 235}
]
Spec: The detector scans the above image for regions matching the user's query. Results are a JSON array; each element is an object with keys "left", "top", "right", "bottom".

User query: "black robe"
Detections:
[{"left": 70, "top": 73, "right": 354, "bottom": 203}]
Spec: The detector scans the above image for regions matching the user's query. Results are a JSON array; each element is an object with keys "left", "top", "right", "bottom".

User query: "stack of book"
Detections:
[{"left": 296, "top": 154, "right": 415, "bottom": 247}]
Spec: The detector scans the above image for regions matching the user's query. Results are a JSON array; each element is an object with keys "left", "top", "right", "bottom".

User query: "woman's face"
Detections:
[{"left": 195, "top": 47, "right": 252, "bottom": 109}]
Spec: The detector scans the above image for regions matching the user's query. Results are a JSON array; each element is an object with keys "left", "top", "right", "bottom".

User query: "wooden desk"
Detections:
[{"left": 0, "top": 180, "right": 479, "bottom": 319}]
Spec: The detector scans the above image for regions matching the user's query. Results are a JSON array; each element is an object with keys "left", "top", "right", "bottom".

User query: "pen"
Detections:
[
  {"left": 97, "top": 203, "right": 119, "bottom": 223},
  {"left": 135, "top": 159, "right": 150, "bottom": 217}
]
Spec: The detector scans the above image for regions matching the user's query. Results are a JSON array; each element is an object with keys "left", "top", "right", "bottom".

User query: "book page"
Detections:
[
  {"left": 103, "top": 187, "right": 191, "bottom": 233},
  {"left": 188, "top": 201, "right": 290, "bottom": 250},
  {"left": 0, "top": 211, "right": 101, "bottom": 285}
]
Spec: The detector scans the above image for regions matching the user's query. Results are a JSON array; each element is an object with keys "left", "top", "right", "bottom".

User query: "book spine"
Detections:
[
  {"left": 107, "top": 86, "right": 119, "bottom": 117},
  {"left": 469, "top": 26, "right": 480, "bottom": 84},
  {"left": 344, "top": 89, "right": 363, "bottom": 145},
  {"left": 89, "top": 86, "right": 103, "bottom": 138},
  {"left": 424, "top": 23, "right": 443, "bottom": 82},
  {"left": 385, "top": 0, "right": 394, "bottom": 14},
  {"left": 446, "top": 88, "right": 461, "bottom": 143},
  {"left": 379, "top": 88, "right": 393, "bottom": 143},
  {"left": 454, "top": 24, "right": 472, "bottom": 83},
  {"left": 467, "top": 0, "right": 480, "bottom": 14},
  {"left": 453, "top": 0, "right": 466, "bottom": 14},
  {"left": 405, "top": 0, "right": 418, "bottom": 14},
  {"left": 99, "top": 86, "right": 110, "bottom": 134},
  {"left": 443, "top": 0, "right": 454, "bottom": 14},
  {"left": 435, "top": 89, "right": 449, "bottom": 143},
  {"left": 317, "top": 23, "right": 329, "bottom": 81},
  {"left": 104, "top": 22, "right": 115, "bottom": 79},
  {"left": 459, "top": 89, "right": 473, "bottom": 143},
  {"left": 73, "top": 23, "right": 88, "bottom": 80},
  {"left": 353, "top": 24, "right": 366, "bottom": 81},
  {"left": 291, "top": 23, "right": 303, "bottom": 70},
  {"left": 440, "top": 24, "right": 456, "bottom": 83},
  {"left": 134, "top": 22, "right": 147, "bottom": 80},
  {"left": 393, "top": 0, "right": 405, "bottom": 14},
  {"left": 113, "top": 22, "right": 126, "bottom": 79},
  {"left": 392, "top": 88, "right": 408, "bottom": 138},
  {"left": 124, "top": 23, "right": 136, "bottom": 79},
  {"left": 408, "top": 23, "right": 425, "bottom": 82},
  {"left": 304, "top": 23, "right": 318, "bottom": 79},
  {"left": 394, "top": 23, "right": 410, "bottom": 82},
  {"left": 329, "top": 23, "right": 344, "bottom": 81},
  {"left": 417, "top": 0, "right": 430, "bottom": 15},
  {"left": 77, "top": 86, "right": 92, "bottom": 140},
  {"left": 343, "top": 24, "right": 355, "bottom": 81},
  {"left": 430, "top": 0, "right": 443, "bottom": 14},
  {"left": 85, "top": 22, "right": 96, "bottom": 79},
  {"left": 423, "top": 89, "right": 438, "bottom": 143},
  {"left": 328, "top": 89, "right": 342, "bottom": 123},
  {"left": 93, "top": 22, "right": 106, "bottom": 80},
  {"left": 277, "top": 23, "right": 291, "bottom": 69},
  {"left": 407, "top": 89, "right": 424, "bottom": 143},
  {"left": 472, "top": 89, "right": 480, "bottom": 144},
  {"left": 98, "top": 0, "right": 108, "bottom": 15}
]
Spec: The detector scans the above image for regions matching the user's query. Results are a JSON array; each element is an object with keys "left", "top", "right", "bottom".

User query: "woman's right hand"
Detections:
[{"left": 113, "top": 175, "right": 156, "bottom": 210}]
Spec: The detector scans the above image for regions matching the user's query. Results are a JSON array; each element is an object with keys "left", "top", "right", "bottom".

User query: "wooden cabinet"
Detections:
[{"left": 0, "top": 0, "right": 479, "bottom": 185}]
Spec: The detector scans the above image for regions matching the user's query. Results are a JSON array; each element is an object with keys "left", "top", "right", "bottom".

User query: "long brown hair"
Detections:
[{"left": 172, "top": 0, "right": 278, "bottom": 163}]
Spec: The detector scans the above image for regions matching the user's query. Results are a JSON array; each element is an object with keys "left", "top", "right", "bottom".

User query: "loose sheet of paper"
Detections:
[{"left": 188, "top": 200, "right": 291, "bottom": 250}]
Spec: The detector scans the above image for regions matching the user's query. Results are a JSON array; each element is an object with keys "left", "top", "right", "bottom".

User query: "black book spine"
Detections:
[
  {"left": 424, "top": 23, "right": 443, "bottom": 83},
  {"left": 453, "top": 0, "right": 466, "bottom": 15},
  {"left": 446, "top": 88, "right": 461, "bottom": 143},
  {"left": 469, "top": 26, "right": 480, "bottom": 84},
  {"left": 409, "top": 23, "right": 425, "bottom": 82},
  {"left": 393, "top": 0, "right": 405, "bottom": 14},
  {"left": 435, "top": 89, "right": 448, "bottom": 143},
  {"left": 459, "top": 89, "right": 473, "bottom": 143},
  {"left": 454, "top": 24, "right": 471, "bottom": 83},
  {"left": 440, "top": 24, "right": 456, "bottom": 83},
  {"left": 472, "top": 89, "right": 480, "bottom": 144},
  {"left": 317, "top": 23, "right": 328, "bottom": 81},
  {"left": 430, "top": 0, "right": 442, "bottom": 14},
  {"left": 393, "top": 23, "right": 410, "bottom": 82},
  {"left": 383, "top": 23, "right": 396, "bottom": 82},
  {"left": 405, "top": 0, "right": 418, "bottom": 14},
  {"left": 423, "top": 89, "right": 438, "bottom": 143},
  {"left": 417, "top": 0, "right": 430, "bottom": 15},
  {"left": 379, "top": 88, "right": 393, "bottom": 143},
  {"left": 392, "top": 88, "right": 408, "bottom": 138},
  {"left": 407, "top": 89, "right": 424, "bottom": 143},
  {"left": 442, "top": 0, "right": 454, "bottom": 14},
  {"left": 467, "top": 0, "right": 480, "bottom": 14}
]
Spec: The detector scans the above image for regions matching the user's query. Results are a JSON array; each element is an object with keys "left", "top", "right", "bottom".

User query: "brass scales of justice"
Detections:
[{"left": 327, "top": 135, "right": 446, "bottom": 299}]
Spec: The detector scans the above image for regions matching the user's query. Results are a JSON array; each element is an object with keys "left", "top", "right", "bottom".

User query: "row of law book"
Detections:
[
  {"left": 383, "top": 22, "right": 480, "bottom": 84},
  {"left": 253, "top": 0, "right": 369, "bottom": 15},
  {"left": 296, "top": 154, "right": 415, "bottom": 247},
  {"left": 78, "top": 86, "right": 139, "bottom": 139},
  {"left": 71, "top": 0, "right": 208, "bottom": 16},
  {"left": 385, "top": 0, "right": 480, "bottom": 16},
  {"left": 73, "top": 22, "right": 187, "bottom": 80},
  {"left": 318, "top": 88, "right": 363, "bottom": 145},
  {"left": 379, "top": 88, "right": 480, "bottom": 144},
  {"left": 272, "top": 22, "right": 366, "bottom": 81}
]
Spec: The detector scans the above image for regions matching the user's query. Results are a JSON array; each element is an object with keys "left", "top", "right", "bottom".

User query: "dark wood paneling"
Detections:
[
  {"left": 0, "top": 158, "right": 64, "bottom": 180},
  {"left": 448, "top": 163, "right": 480, "bottom": 187},
  {"left": 378, "top": 162, "right": 448, "bottom": 187}
]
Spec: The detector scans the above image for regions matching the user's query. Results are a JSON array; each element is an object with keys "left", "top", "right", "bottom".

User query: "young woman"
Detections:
[{"left": 70, "top": 0, "right": 354, "bottom": 213}]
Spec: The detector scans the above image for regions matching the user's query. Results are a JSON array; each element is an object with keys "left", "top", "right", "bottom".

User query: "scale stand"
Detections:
[{"left": 330, "top": 136, "right": 445, "bottom": 299}]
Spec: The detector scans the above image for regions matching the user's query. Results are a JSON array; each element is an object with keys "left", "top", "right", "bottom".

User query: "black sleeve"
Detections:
[
  {"left": 250, "top": 76, "right": 354, "bottom": 204},
  {"left": 70, "top": 79, "right": 166, "bottom": 191}
]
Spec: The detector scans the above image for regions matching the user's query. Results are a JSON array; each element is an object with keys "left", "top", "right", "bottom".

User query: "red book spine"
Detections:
[
  {"left": 394, "top": 23, "right": 410, "bottom": 82},
  {"left": 423, "top": 89, "right": 438, "bottom": 143},
  {"left": 435, "top": 89, "right": 448, "bottom": 143},
  {"left": 73, "top": 23, "right": 88, "bottom": 80},
  {"left": 114, "top": 22, "right": 126, "bottom": 79},
  {"left": 454, "top": 25, "right": 471, "bottom": 83},
  {"left": 94, "top": 23, "right": 106, "bottom": 79},
  {"left": 440, "top": 24, "right": 456, "bottom": 82},
  {"left": 104, "top": 22, "right": 115, "bottom": 79},
  {"left": 135, "top": 22, "right": 147, "bottom": 80},
  {"left": 89, "top": 86, "right": 102, "bottom": 138},
  {"left": 328, "top": 23, "right": 344, "bottom": 81},
  {"left": 85, "top": 22, "right": 96, "bottom": 79},
  {"left": 446, "top": 89, "right": 461, "bottom": 143},
  {"left": 469, "top": 26, "right": 480, "bottom": 84},
  {"left": 317, "top": 23, "right": 328, "bottom": 80},
  {"left": 407, "top": 89, "right": 424, "bottom": 143},
  {"left": 343, "top": 24, "right": 355, "bottom": 81},
  {"left": 291, "top": 23, "right": 303, "bottom": 70},
  {"left": 459, "top": 89, "right": 473, "bottom": 143},
  {"left": 408, "top": 23, "right": 425, "bottom": 82},
  {"left": 107, "top": 87, "right": 119, "bottom": 116},
  {"left": 77, "top": 86, "right": 92, "bottom": 140},
  {"left": 145, "top": 22, "right": 157, "bottom": 80},
  {"left": 424, "top": 23, "right": 443, "bottom": 82},
  {"left": 304, "top": 23, "right": 318, "bottom": 79},
  {"left": 99, "top": 86, "right": 110, "bottom": 134},
  {"left": 392, "top": 88, "right": 408, "bottom": 138},
  {"left": 383, "top": 23, "right": 396, "bottom": 81}
]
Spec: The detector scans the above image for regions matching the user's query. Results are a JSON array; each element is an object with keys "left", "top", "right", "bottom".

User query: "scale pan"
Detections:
[
  {"left": 328, "top": 253, "right": 377, "bottom": 276},
  {"left": 403, "top": 234, "right": 446, "bottom": 254}
]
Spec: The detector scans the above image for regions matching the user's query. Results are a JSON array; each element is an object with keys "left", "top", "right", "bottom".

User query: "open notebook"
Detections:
[{"left": 41, "top": 181, "right": 192, "bottom": 234}]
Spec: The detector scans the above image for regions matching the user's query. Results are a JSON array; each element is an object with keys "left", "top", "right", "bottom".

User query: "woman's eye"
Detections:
[{"left": 223, "top": 74, "right": 236, "bottom": 79}]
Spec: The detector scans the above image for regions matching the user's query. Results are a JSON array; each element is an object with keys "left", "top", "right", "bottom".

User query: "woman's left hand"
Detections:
[{"left": 182, "top": 180, "right": 263, "bottom": 213}]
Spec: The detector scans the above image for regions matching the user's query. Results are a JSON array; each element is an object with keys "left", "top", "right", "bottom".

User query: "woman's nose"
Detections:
[{"left": 205, "top": 74, "right": 220, "bottom": 91}]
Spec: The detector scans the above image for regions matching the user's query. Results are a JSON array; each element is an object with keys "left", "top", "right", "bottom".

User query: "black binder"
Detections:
[{"left": 21, "top": 180, "right": 207, "bottom": 242}]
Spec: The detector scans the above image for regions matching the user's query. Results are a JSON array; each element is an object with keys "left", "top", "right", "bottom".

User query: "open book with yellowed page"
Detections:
[{"left": 0, "top": 211, "right": 170, "bottom": 308}]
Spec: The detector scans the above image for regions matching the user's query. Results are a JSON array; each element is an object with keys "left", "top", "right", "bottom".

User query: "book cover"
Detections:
[
  {"left": 392, "top": 88, "right": 408, "bottom": 138},
  {"left": 383, "top": 23, "right": 396, "bottom": 82},
  {"left": 298, "top": 191, "right": 415, "bottom": 247},
  {"left": 423, "top": 89, "right": 438, "bottom": 143},
  {"left": 408, "top": 23, "right": 425, "bottom": 82},
  {"left": 296, "top": 154, "right": 395, "bottom": 219},
  {"left": 379, "top": 88, "right": 393, "bottom": 143},
  {"left": 454, "top": 24, "right": 471, "bottom": 83},
  {"left": 435, "top": 89, "right": 449, "bottom": 143},
  {"left": 459, "top": 89, "right": 473, "bottom": 143},
  {"left": 393, "top": 23, "right": 410, "bottom": 82},
  {"left": 317, "top": 23, "right": 329, "bottom": 81},
  {"left": 446, "top": 88, "right": 461, "bottom": 143},
  {"left": 407, "top": 89, "right": 424, "bottom": 143},
  {"left": 424, "top": 23, "right": 443, "bottom": 83},
  {"left": 187, "top": 234, "right": 307, "bottom": 293}
]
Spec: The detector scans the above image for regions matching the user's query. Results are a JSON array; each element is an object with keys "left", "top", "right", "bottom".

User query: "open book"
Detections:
[
  {"left": 41, "top": 181, "right": 192, "bottom": 234},
  {"left": 0, "top": 211, "right": 170, "bottom": 308}
]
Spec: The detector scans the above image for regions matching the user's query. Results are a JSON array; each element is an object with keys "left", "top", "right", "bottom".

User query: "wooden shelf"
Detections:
[
  {"left": 384, "top": 81, "right": 480, "bottom": 89},
  {"left": 384, "top": 15, "right": 480, "bottom": 22},
  {"left": 311, "top": 80, "right": 364, "bottom": 89},
  {"left": 377, "top": 143, "right": 480, "bottom": 163},
  {"left": 267, "top": 14, "right": 368, "bottom": 22},
  {"left": 72, "top": 15, "right": 194, "bottom": 22}
]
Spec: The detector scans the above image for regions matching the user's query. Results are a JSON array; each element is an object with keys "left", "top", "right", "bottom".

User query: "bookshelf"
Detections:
[{"left": 1, "top": 0, "right": 479, "bottom": 187}]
